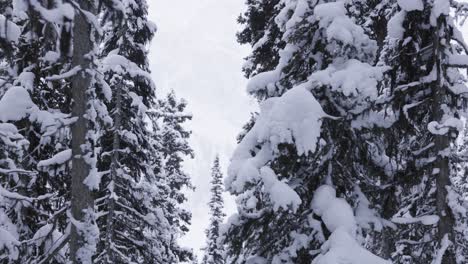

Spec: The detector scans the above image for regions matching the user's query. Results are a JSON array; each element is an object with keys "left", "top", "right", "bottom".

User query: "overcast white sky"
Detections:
[{"left": 147, "top": 0, "right": 256, "bottom": 259}]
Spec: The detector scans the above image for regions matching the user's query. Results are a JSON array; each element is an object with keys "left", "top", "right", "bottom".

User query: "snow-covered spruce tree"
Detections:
[
  {"left": 95, "top": 0, "right": 176, "bottom": 262},
  {"left": 224, "top": 0, "right": 392, "bottom": 263},
  {"left": 368, "top": 0, "right": 468, "bottom": 262},
  {"left": 0, "top": 1, "right": 92, "bottom": 262},
  {"left": 157, "top": 90, "right": 194, "bottom": 262},
  {"left": 202, "top": 156, "right": 225, "bottom": 264},
  {"left": 0, "top": 12, "right": 35, "bottom": 261},
  {"left": 8, "top": 0, "right": 110, "bottom": 262}
]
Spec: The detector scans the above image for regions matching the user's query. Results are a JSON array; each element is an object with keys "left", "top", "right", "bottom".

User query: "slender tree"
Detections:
[
  {"left": 95, "top": 0, "right": 177, "bottom": 262},
  {"left": 202, "top": 156, "right": 225, "bottom": 264},
  {"left": 156, "top": 90, "right": 194, "bottom": 262}
]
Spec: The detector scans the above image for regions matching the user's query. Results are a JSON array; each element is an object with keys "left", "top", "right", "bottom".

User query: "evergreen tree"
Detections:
[
  {"left": 157, "top": 90, "right": 194, "bottom": 262},
  {"left": 0, "top": 1, "right": 88, "bottom": 262},
  {"left": 202, "top": 156, "right": 225, "bottom": 264},
  {"left": 226, "top": 0, "right": 468, "bottom": 263},
  {"left": 366, "top": 0, "right": 468, "bottom": 262},
  {"left": 1, "top": 0, "right": 193, "bottom": 263},
  {"left": 224, "top": 0, "right": 393, "bottom": 263},
  {"left": 95, "top": 0, "right": 179, "bottom": 262}
]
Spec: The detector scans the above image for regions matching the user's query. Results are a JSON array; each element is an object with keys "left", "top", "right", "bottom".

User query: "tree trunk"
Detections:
[
  {"left": 69, "top": 0, "right": 96, "bottom": 262},
  {"left": 433, "top": 17, "right": 456, "bottom": 264}
]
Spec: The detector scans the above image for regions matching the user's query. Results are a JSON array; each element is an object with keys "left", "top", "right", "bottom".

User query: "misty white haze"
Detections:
[{"left": 148, "top": 0, "right": 255, "bottom": 258}]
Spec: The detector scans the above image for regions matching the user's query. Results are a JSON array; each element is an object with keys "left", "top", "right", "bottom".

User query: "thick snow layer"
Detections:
[
  {"left": 32, "top": 224, "right": 53, "bottom": 245},
  {"left": 314, "top": 2, "right": 346, "bottom": 25},
  {"left": 256, "top": 86, "right": 325, "bottom": 155},
  {"left": 101, "top": 54, "right": 152, "bottom": 80},
  {"left": 322, "top": 198, "right": 357, "bottom": 235},
  {"left": 311, "top": 185, "right": 336, "bottom": 216},
  {"left": 397, "top": 0, "right": 424, "bottom": 11},
  {"left": 428, "top": 117, "right": 463, "bottom": 135},
  {"left": 0, "top": 15, "right": 20, "bottom": 43},
  {"left": 13, "top": 0, "right": 28, "bottom": 15},
  {"left": 29, "top": 0, "right": 74, "bottom": 23},
  {"left": 311, "top": 186, "right": 389, "bottom": 263},
  {"left": 352, "top": 109, "right": 397, "bottom": 130},
  {"left": 311, "top": 185, "right": 356, "bottom": 235},
  {"left": 37, "top": 149, "right": 72, "bottom": 168},
  {"left": 310, "top": 59, "right": 386, "bottom": 100},
  {"left": 246, "top": 256, "right": 268, "bottom": 264},
  {"left": 43, "top": 51, "right": 60, "bottom": 63},
  {"left": 314, "top": 1, "right": 376, "bottom": 56},
  {"left": 449, "top": 54, "right": 468, "bottom": 66},
  {"left": 0, "top": 123, "right": 19, "bottom": 137},
  {"left": 0, "top": 86, "right": 35, "bottom": 122},
  {"left": 0, "top": 227, "right": 19, "bottom": 260},
  {"left": 388, "top": 11, "right": 406, "bottom": 39},
  {"left": 354, "top": 186, "right": 388, "bottom": 232},
  {"left": 312, "top": 227, "right": 391, "bottom": 264},
  {"left": 392, "top": 215, "right": 439, "bottom": 225},
  {"left": 431, "top": 0, "right": 450, "bottom": 25},
  {"left": 260, "top": 167, "right": 301, "bottom": 211},
  {"left": 16, "top": 72, "right": 35, "bottom": 91},
  {"left": 245, "top": 43, "right": 298, "bottom": 96},
  {"left": 276, "top": 0, "right": 309, "bottom": 39},
  {"left": 246, "top": 70, "right": 281, "bottom": 94}
]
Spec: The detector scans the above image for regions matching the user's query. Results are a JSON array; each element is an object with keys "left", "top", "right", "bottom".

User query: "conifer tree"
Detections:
[
  {"left": 226, "top": 0, "right": 468, "bottom": 263},
  {"left": 1, "top": 0, "right": 190, "bottom": 262},
  {"left": 0, "top": 1, "right": 90, "bottom": 262},
  {"left": 202, "top": 156, "right": 225, "bottom": 264},
  {"left": 0, "top": 17, "right": 39, "bottom": 260},
  {"left": 367, "top": 0, "right": 468, "bottom": 262},
  {"left": 157, "top": 90, "right": 194, "bottom": 262},
  {"left": 95, "top": 0, "right": 177, "bottom": 262},
  {"left": 224, "top": 0, "right": 393, "bottom": 263}
]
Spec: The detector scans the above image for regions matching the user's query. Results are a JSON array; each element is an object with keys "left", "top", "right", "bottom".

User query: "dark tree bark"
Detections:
[
  {"left": 433, "top": 17, "right": 456, "bottom": 264},
  {"left": 69, "top": 0, "right": 96, "bottom": 262}
]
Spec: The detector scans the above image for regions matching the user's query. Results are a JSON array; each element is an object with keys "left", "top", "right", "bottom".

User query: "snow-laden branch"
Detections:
[{"left": 46, "top": 66, "right": 82, "bottom": 81}]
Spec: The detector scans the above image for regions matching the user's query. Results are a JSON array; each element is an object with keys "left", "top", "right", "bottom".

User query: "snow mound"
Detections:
[
  {"left": 312, "top": 227, "right": 391, "bottom": 264},
  {"left": 310, "top": 59, "right": 386, "bottom": 100},
  {"left": 0, "top": 227, "right": 19, "bottom": 260},
  {"left": 322, "top": 198, "right": 357, "bottom": 235},
  {"left": 0, "top": 15, "right": 20, "bottom": 43},
  {"left": 311, "top": 185, "right": 389, "bottom": 263},
  {"left": 37, "top": 149, "right": 72, "bottom": 168},
  {"left": 312, "top": 185, "right": 356, "bottom": 235},
  {"left": 311, "top": 185, "right": 336, "bottom": 216},
  {"left": 260, "top": 166, "right": 301, "bottom": 211},
  {"left": 314, "top": 1, "right": 376, "bottom": 56},
  {"left": 387, "top": 11, "right": 406, "bottom": 39},
  {"left": 0, "top": 86, "right": 35, "bottom": 122},
  {"left": 397, "top": 0, "right": 423, "bottom": 11},
  {"left": 256, "top": 86, "right": 325, "bottom": 155}
]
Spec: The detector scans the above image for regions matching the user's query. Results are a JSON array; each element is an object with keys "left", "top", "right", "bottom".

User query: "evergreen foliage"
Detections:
[{"left": 202, "top": 156, "right": 225, "bottom": 264}]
